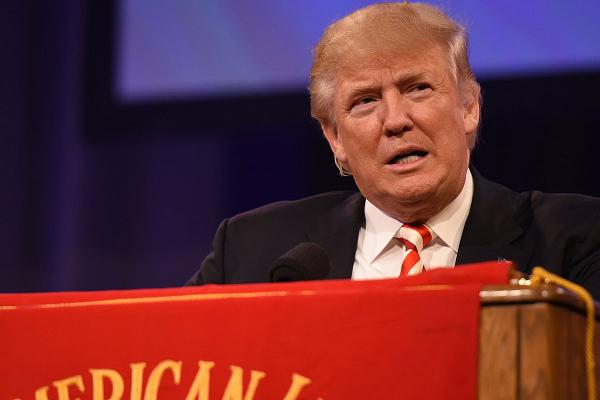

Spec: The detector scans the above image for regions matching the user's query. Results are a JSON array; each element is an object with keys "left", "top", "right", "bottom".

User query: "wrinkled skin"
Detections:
[{"left": 321, "top": 46, "right": 480, "bottom": 223}]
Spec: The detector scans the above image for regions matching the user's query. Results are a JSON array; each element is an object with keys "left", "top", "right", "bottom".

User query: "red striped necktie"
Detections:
[{"left": 396, "top": 224, "right": 436, "bottom": 277}]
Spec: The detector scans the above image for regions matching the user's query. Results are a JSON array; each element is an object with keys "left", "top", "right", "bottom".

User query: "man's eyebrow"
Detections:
[
  {"left": 392, "top": 71, "right": 429, "bottom": 85},
  {"left": 343, "top": 84, "right": 380, "bottom": 99},
  {"left": 342, "top": 71, "right": 432, "bottom": 99}
]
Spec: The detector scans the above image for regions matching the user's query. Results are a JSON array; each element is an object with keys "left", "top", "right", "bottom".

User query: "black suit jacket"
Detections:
[{"left": 187, "top": 171, "right": 600, "bottom": 298}]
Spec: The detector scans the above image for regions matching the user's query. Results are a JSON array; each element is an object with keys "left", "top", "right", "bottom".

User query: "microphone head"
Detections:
[{"left": 269, "top": 242, "right": 331, "bottom": 282}]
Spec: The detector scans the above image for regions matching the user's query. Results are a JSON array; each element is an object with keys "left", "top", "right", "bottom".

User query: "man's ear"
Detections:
[
  {"left": 321, "top": 122, "right": 348, "bottom": 163},
  {"left": 463, "top": 84, "right": 481, "bottom": 137}
]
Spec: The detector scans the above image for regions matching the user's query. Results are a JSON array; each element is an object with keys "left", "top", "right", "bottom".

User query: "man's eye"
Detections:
[
  {"left": 356, "top": 97, "right": 377, "bottom": 106},
  {"left": 411, "top": 83, "right": 431, "bottom": 92}
]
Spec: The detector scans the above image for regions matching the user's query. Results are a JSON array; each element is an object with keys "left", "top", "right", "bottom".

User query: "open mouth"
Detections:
[{"left": 388, "top": 150, "right": 428, "bottom": 165}]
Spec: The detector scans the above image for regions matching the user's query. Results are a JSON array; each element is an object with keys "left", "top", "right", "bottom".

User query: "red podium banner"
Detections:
[{"left": 0, "top": 262, "right": 512, "bottom": 400}]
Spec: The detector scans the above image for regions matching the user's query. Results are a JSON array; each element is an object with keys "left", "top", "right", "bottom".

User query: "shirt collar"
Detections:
[
  {"left": 361, "top": 169, "right": 474, "bottom": 262},
  {"left": 427, "top": 169, "right": 473, "bottom": 252},
  {"left": 362, "top": 200, "right": 403, "bottom": 263}
]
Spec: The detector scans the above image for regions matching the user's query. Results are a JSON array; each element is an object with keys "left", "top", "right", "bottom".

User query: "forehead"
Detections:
[{"left": 334, "top": 46, "right": 453, "bottom": 93}]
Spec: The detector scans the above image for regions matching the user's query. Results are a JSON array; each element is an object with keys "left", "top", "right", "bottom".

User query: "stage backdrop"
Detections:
[{"left": 0, "top": 1, "right": 599, "bottom": 293}]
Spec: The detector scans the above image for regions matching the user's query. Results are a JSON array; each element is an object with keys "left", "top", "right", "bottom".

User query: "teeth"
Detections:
[{"left": 395, "top": 154, "right": 422, "bottom": 165}]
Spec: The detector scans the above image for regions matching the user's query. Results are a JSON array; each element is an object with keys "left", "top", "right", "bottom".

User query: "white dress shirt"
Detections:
[{"left": 351, "top": 170, "right": 474, "bottom": 280}]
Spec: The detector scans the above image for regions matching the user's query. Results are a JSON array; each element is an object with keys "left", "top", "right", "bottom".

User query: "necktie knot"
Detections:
[
  {"left": 395, "top": 224, "right": 436, "bottom": 276},
  {"left": 396, "top": 224, "right": 435, "bottom": 250}
]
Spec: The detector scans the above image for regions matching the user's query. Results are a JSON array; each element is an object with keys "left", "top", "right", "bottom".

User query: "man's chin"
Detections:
[
  {"left": 388, "top": 177, "right": 439, "bottom": 201},
  {"left": 368, "top": 180, "right": 444, "bottom": 218},
  {"left": 389, "top": 189, "right": 435, "bottom": 206},
  {"left": 370, "top": 187, "right": 431, "bottom": 207}
]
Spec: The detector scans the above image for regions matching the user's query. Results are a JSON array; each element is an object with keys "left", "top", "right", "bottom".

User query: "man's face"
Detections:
[{"left": 322, "top": 45, "right": 479, "bottom": 223}]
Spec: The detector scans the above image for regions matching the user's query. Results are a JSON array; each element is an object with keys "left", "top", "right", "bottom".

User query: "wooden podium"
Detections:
[{"left": 479, "top": 284, "right": 599, "bottom": 400}]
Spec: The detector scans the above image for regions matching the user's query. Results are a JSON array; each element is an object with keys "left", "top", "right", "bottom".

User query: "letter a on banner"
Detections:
[{"left": 221, "top": 365, "right": 266, "bottom": 400}]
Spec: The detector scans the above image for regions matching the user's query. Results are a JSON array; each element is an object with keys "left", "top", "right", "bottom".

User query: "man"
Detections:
[{"left": 187, "top": 3, "right": 600, "bottom": 298}]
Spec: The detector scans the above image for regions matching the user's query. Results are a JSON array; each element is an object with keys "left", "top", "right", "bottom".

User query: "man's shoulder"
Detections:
[
  {"left": 475, "top": 170, "right": 600, "bottom": 209},
  {"left": 228, "top": 191, "right": 362, "bottom": 226},
  {"left": 527, "top": 190, "right": 600, "bottom": 223},
  {"left": 475, "top": 172, "right": 600, "bottom": 228}
]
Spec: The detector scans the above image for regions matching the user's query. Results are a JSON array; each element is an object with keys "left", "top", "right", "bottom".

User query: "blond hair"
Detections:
[{"left": 310, "top": 2, "right": 481, "bottom": 147}]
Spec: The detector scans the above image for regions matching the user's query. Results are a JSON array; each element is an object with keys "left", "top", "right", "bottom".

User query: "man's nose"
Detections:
[{"left": 380, "top": 91, "right": 414, "bottom": 135}]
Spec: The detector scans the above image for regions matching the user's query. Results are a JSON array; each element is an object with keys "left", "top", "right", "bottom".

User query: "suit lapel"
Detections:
[
  {"left": 457, "top": 243, "right": 531, "bottom": 268},
  {"left": 306, "top": 192, "right": 365, "bottom": 279},
  {"left": 457, "top": 169, "right": 533, "bottom": 269}
]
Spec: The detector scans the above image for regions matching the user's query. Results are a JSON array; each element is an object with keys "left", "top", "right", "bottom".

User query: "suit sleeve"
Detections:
[
  {"left": 576, "top": 256, "right": 600, "bottom": 300},
  {"left": 567, "top": 204, "right": 600, "bottom": 299},
  {"left": 185, "top": 219, "right": 229, "bottom": 286},
  {"left": 570, "top": 220, "right": 600, "bottom": 301}
]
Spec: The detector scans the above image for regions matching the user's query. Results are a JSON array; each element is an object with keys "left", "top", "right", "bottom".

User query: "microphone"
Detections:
[{"left": 269, "top": 242, "right": 331, "bottom": 282}]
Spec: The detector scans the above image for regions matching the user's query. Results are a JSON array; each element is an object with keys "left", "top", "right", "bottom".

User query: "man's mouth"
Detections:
[{"left": 388, "top": 151, "right": 428, "bottom": 165}]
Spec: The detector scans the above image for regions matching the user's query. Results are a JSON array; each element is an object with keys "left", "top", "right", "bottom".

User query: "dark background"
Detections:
[{"left": 2, "top": 1, "right": 599, "bottom": 293}]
